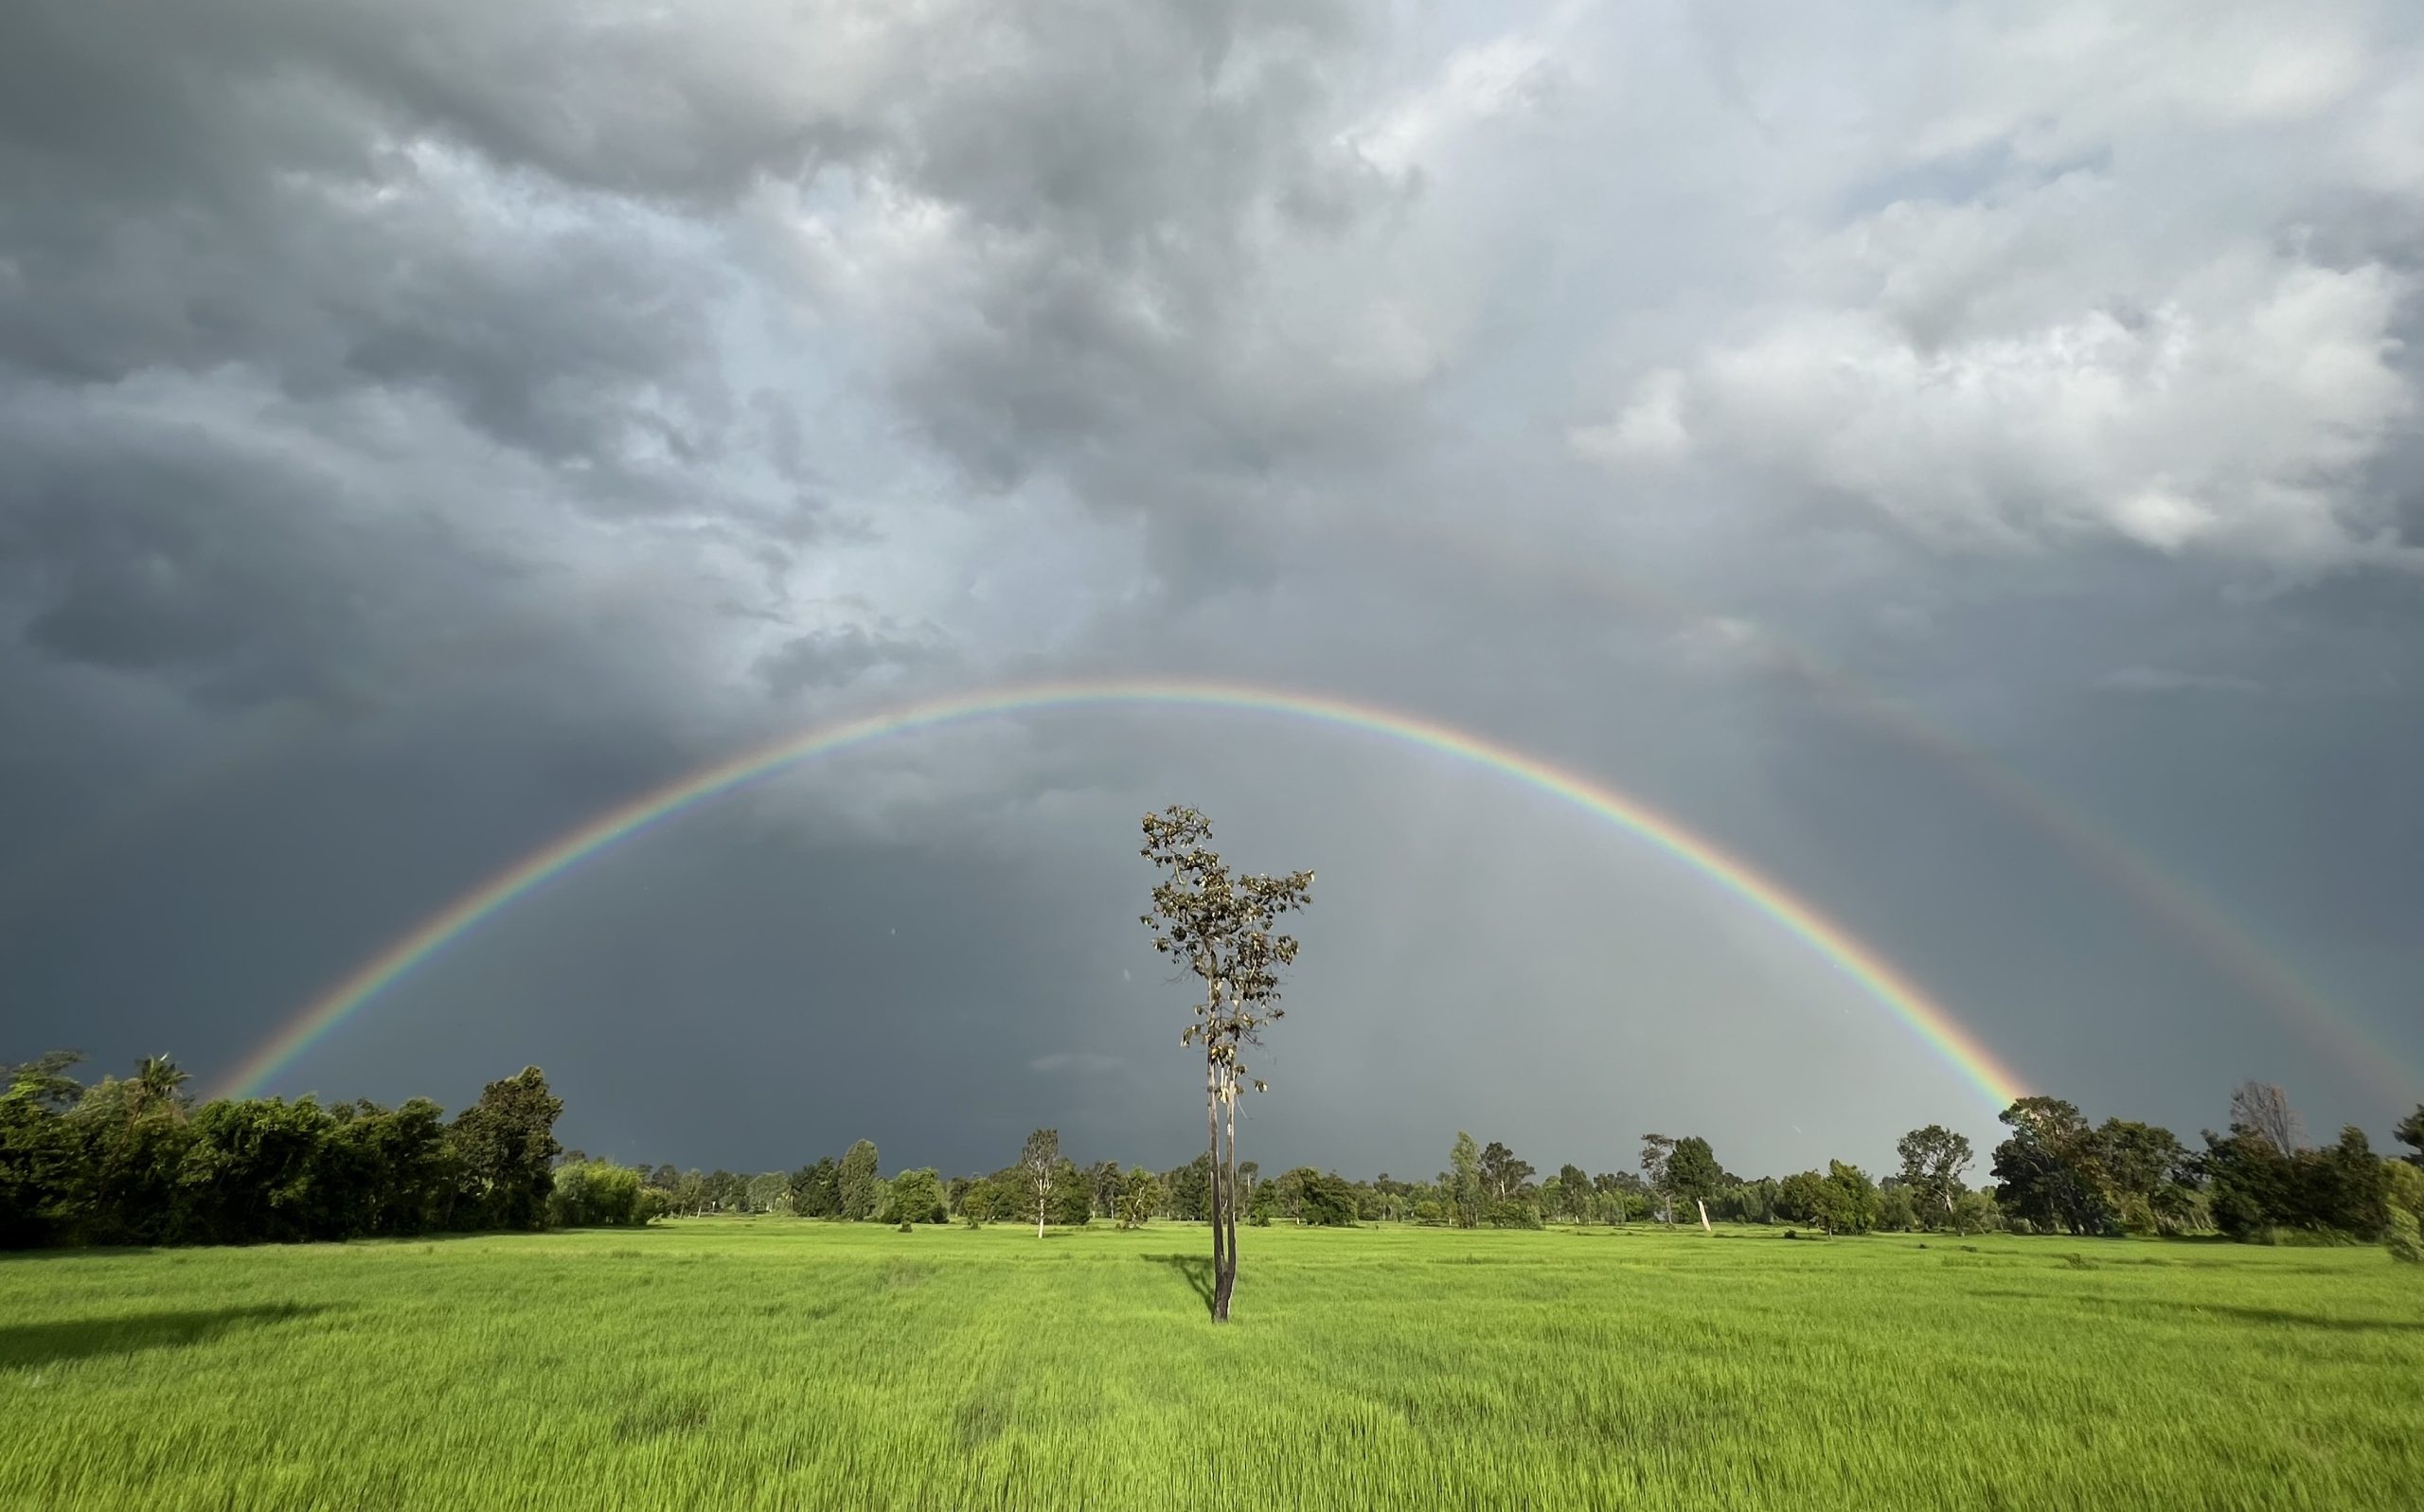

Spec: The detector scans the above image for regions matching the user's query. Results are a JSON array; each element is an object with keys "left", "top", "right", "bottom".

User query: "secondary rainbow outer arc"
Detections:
[
  {"left": 216, "top": 678, "right": 2032, "bottom": 1108},
  {"left": 1390, "top": 520, "right": 2422, "bottom": 1107}
]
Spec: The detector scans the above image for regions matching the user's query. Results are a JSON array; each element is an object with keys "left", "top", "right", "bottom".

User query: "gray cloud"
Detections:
[
  {"left": 5, "top": 0, "right": 2422, "bottom": 1180},
  {"left": 2095, "top": 667, "right": 2266, "bottom": 695}
]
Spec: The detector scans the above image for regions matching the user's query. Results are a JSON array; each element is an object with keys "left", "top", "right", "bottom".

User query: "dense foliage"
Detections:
[{"left": 0, "top": 1054, "right": 599, "bottom": 1248}]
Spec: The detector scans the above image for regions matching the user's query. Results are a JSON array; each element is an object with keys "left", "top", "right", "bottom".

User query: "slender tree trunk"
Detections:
[
  {"left": 1205, "top": 1052, "right": 1225, "bottom": 1317},
  {"left": 1216, "top": 1077, "right": 1239, "bottom": 1321}
]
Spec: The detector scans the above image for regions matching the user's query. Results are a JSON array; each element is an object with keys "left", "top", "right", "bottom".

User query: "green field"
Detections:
[{"left": 4, "top": 1220, "right": 2418, "bottom": 1511}]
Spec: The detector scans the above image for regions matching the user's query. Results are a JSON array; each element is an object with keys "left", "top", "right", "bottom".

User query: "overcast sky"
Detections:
[{"left": 6, "top": 0, "right": 2421, "bottom": 1182}]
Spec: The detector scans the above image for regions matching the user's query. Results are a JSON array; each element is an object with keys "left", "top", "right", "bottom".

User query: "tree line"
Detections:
[
  {"left": 624, "top": 1081, "right": 2424, "bottom": 1263},
  {"left": 9, "top": 1045, "right": 2420, "bottom": 1259},
  {"left": 0, "top": 1052, "right": 607, "bottom": 1247}
]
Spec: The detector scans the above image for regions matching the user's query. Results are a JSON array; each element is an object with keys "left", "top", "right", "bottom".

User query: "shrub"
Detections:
[
  {"left": 547, "top": 1161, "right": 650, "bottom": 1228},
  {"left": 2386, "top": 1206, "right": 2420, "bottom": 1265},
  {"left": 1299, "top": 1172, "right": 1360, "bottom": 1227}
]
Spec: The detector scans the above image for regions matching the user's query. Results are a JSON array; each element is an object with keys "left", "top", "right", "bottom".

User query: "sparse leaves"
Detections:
[{"left": 1140, "top": 805, "right": 1314, "bottom": 1322}]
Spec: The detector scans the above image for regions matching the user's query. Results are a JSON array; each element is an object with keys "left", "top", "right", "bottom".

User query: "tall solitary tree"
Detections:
[
  {"left": 1021, "top": 1128, "right": 1060, "bottom": 1238},
  {"left": 1139, "top": 805, "right": 1314, "bottom": 1323}
]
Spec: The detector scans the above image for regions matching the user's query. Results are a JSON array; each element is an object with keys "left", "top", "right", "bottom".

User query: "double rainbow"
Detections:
[{"left": 216, "top": 678, "right": 2032, "bottom": 1108}]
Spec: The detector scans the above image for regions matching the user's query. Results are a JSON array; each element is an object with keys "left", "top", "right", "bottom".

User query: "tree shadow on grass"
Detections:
[
  {"left": 2146, "top": 1302, "right": 2424, "bottom": 1334},
  {"left": 1968, "top": 1290, "right": 2424, "bottom": 1334},
  {"left": 1142, "top": 1253, "right": 1216, "bottom": 1318},
  {"left": 0, "top": 1304, "right": 330, "bottom": 1371}
]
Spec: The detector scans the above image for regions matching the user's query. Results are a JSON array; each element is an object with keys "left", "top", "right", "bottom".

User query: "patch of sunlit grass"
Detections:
[{"left": 3, "top": 1220, "right": 2418, "bottom": 1509}]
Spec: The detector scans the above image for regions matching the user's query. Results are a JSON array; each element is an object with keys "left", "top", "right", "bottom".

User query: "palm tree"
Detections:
[{"left": 131, "top": 1055, "right": 190, "bottom": 1120}]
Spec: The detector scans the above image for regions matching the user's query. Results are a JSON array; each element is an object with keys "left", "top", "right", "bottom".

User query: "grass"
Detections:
[{"left": 3, "top": 1220, "right": 2419, "bottom": 1510}]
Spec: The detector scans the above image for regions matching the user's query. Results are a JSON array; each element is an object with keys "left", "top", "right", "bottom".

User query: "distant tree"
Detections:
[
  {"left": 1949, "top": 1187, "right": 2002, "bottom": 1236},
  {"left": 1447, "top": 1132, "right": 1484, "bottom": 1228},
  {"left": 1484, "top": 1199, "right": 1543, "bottom": 1229},
  {"left": 2203, "top": 1122, "right": 2387, "bottom": 1239},
  {"left": 2393, "top": 1106, "right": 2423, "bottom": 1167},
  {"left": 4, "top": 1050, "right": 86, "bottom": 1111},
  {"left": 1874, "top": 1183, "right": 1916, "bottom": 1233},
  {"left": 1164, "top": 1153, "right": 1211, "bottom": 1221},
  {"left": 746, "top": 1171, "right": 790, "bottom": 1215},
  {"left": 1731, "top": 1176, "right": 1780, "bottom": 1225},
  {"left": 1991, "top": 1096, "right": 2112, "bottom": 1236},
  {"left": 2094, "top": 1120, "right": 2186, "bottom": 1235},
  {"left": 1639, "top": 1134, "right": 1677, "bottom": 1222},
  {"left": 1592, "top": 1171, "right": 1630, "bottom": 1226},
  {"left": 2229, "top": 1081, "right": 2302, "bottom": 1158},
  {"left": 1478, "top": 1141, "right": 1534, "bottom": 1204},
  {"left": 1117, "top": 1167, "right": 1163, "bottom": 1228},
  {"left": 1139, "top": 804, "right": 1315, "bottom": 1324},
  {"left": 1021, "top": 1128, "right": 1060, "bottom": 1237},
  {"left": 1820, "top": 1161, "right": 1879, "bottom": 1236},
  {"left": 1293, "top": 1169, "right": 1359, "bottom": 1226},
  {"left": 1896, "top": 1125, "right": 1974, "bottom": 1226},
  {"left": 128, "top": 1055, "right": 191, "bottom": 1122},
  {"left": 1776, "top": 1170, "right": 1827, "bottom": 1227},
  {"left": 673, "top": 1168, "right": 707, "bottom": 1217},
  {"left": 791, "top": 1157, "right": 841, "bottom": 1218},
  {"left": 175, "top": 1095, "right": 342, "bottom": 1242},
  {"left": 2311, "top": 1128, "right": 2389, "bottom": 1236},
  {"left": 1089, "top": 1160, "right": 1123, "bottom": 1221},
  {"left": 1664, "top": 1137, "right": 1726, "bottom": 1225},
  {"left": 837, "top": 1140, "right": 882, "bottom": 1221},
  {"left": 883, "top": 1167, "right": 948, "bottom": 1224},
  {"left": 1051, "top": 1159, "right": 1093, "bottom": 1226},
  {"left": 446, "top": 1067, "right": 563, "bottom": 1231},
  {"left": 326, "top": 1096, "right": 452, "bottom": 1238},
  {"left": 1556, "top": 1165, "right": 1592, "bottom": 1223},
  {"left": 1269, "top": 1166, "right": 1308, "bottom": 1222},
  {"left": 548, "top": 1162, "right": 651, "bottom": 1227},
  {"left": 2385, "top": 1161, "right": 2424, "bottom": 1263}
]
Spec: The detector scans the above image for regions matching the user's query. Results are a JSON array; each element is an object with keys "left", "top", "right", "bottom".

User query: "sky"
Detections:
[{"left": 5, "top": 0, "right": 2421, "bottom": 1183}]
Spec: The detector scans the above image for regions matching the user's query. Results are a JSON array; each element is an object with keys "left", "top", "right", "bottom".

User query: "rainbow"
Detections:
[
  {"left": 215, "top": 678, "right": 2033, "bottom": 1107},
  {"left": 1381, "top": 520, "right": 2422, "bottom": 1108}
]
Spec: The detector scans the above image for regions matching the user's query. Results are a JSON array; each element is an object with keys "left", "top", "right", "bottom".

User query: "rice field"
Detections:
[{"left": 3, "top": 1219, "right": 2418, "bottom": 1510}]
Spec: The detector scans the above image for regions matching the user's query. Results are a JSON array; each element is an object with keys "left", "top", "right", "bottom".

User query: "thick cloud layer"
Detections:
[{"left": 5, "top": 0, "right": 2421, "bottom": 1180}]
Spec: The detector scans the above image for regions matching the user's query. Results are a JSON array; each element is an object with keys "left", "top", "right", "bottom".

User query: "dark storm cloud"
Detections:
[{"left": 5, "top": 0, "right": 2423, "bottom": 1183}]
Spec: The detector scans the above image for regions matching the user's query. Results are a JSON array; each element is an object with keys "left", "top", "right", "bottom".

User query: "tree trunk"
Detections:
[
  {"left": 1205, "top": 1053, "right": 1226, "bottom": 1319},
  {"left": 1697, "top": 1199, "right": 1712, "bottom": 1235},
  {"left": 1215, "top": 1078, "right": 1239, "bottom": 1322}
]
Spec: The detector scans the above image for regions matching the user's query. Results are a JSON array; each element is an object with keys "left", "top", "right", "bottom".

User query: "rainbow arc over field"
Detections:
[{"left": 218, "top": 678, "right": 2033, "bottom": 1108}]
